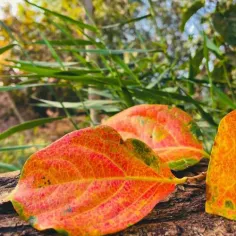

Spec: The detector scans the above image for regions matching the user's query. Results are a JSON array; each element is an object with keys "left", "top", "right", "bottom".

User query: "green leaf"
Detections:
[
  {"left": 0, "top": 144, "right": 46, "bottom": 152},
  {"left": 212, "top": 5, "right": 236, "bottom": 46},
  {"left": 33, "top": 97, "right": 122, "bottom": 112},
  {"left": 0, "top": 117, "right": 64, "bottom": 141},
  {"left": 188, "top": 48, "right": 204, "bottom": 94},
  {"left": 0, "top": 44, "right": 16, "bottom": 54},
  {"left": 39, "top": 32, "right": 64, "bottom": 69},
  {"left": 213, "top": 86, "right": 236, "bottom": 109},
  {"left": 102, "top": 14, "right": 151, "bottom": 29},
  {"left": 25, "top": 0, "right": 97, "bottom": 32},
  {"left": 181, "top": 0, "right": 205, "bottom": 32},
  {"left": 62, "top": 48, "right": 159, "bottom": 55},
  {"left": 190, "top": 47, "right": 204, "bottom": 78},
  {"left": 0, "top": 162, "right": 19, "bottom": 171},
  {"left": 33, "top": 39, "right": 93, "bottom": 46},
  {"left": 205, "top": 35, "right": 222, "bottom": 56},
  {"left": 0, "top": 84, "right": 55, "bottom": 92},
  {"left": 112, "top": 55, "right": 141, "bottom": 86}
]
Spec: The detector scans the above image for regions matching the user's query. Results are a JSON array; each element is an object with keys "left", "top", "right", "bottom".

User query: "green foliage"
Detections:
[
  {"left": 212, "top": 5, "right": 236, "bottom": 46},
  {"left": 180, "top": 0, "right": 205, "bottom": 32}
]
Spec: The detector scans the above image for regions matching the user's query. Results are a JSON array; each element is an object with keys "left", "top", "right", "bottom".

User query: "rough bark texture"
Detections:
[{"left": 0, "top": 161, "right": 236, "bottom": 236}]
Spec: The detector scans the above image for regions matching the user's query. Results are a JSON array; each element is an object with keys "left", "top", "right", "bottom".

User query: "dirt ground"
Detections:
[{"left": 0, "top": 92, "right": 87, "bottom": 142}]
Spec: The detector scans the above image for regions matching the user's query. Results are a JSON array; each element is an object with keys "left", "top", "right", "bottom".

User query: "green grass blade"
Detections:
[
  {"left": 0, "top": 84, "right": 55, "bottom": 92},
  {"left": 0, "top": 162, "right": 19, "bottom": 171},
  {"left": 34, "top": 97, "right": 122, "bottom": 111},
  {"left": 0, "top": 117, "right": 64, "bottom": 140},
  {"left": 112, "top": 55, "right": 142, "bottom": 86},
  {"left": 102, "top": 14, "right": 151, "bottom": 29},
  {"left": 213, "top": 86, "right": 236, "bottom": 109},
  {"left": 0, "top": 44, "right": 17, "bottom": 54},
  {"left": 61, "top": 48, "right": 160, "bottom": 55},
  {"left": 39, "top": 31, "right": 64, "bottom": 69},
  {"left": 25, "top": 0, "right": 97, "bottom": 32},
  {"left": 33, "top": 39, "right": 93, "bottom": 46},
  {"left": 0, "top": 144, "right": 46, "bottom": 152}
]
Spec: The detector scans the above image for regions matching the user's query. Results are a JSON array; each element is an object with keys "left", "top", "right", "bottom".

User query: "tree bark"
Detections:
[
  {"left": 82, "top": 0, "right": 101, "bottom": 125},
  {"left": 0, "top": 161, "right": 236, "bottom": 235}
]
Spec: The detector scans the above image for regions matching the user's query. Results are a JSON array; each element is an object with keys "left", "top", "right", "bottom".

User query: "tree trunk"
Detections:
[
  {"left": 82, "top": 0, "right": 101, "bottom": 125},
  {"left": 0, "top": 160, "right": 236, "bottom": 235}
]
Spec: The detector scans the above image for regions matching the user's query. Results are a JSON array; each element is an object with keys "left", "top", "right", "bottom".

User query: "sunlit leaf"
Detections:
[
  {"left": 10, "top": 126, "right": 183, "bottom": 235},
  {"left": 204, "top": 34, "right": 222, "bottom": 56},
  {"left": 104, "top": 105, "right": 206, "bottom": 170},
  {"left": 206, "top": 110, "right": 236, "bottom": 220}
]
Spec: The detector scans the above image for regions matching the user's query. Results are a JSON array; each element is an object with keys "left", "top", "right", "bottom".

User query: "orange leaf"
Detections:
[
  {"left": 206, "top": 110, "right": 236, "bottom": 220},
  {"left": 104, "top": 104, "right": 205, "bottom": 170},
  {"left": 10, "top": 126, "right": 182, "bottom": 235}
]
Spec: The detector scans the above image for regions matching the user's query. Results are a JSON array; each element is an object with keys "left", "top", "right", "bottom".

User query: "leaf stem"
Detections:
[{"left": 185, "top": 172, "right": 206, "bottom": 184}]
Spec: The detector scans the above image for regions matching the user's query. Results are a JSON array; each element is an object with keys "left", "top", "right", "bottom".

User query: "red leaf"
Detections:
[
  {"left": 10, "top": 126, "right": 181, "bottom": 235},
  {"left": 206, "top": 110, "right": 236, "bottom": 220},
  {"left": 104, "top": 104, "right": 205, "bottom": 170}
]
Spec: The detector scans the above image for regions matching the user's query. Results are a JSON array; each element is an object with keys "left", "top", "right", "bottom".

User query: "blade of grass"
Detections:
[
  {"left": 49, "top": 87, "right": 79, "bottom": 130},
  {"left": 0, "top": 84, "right": 55, "bottom": 92},
  {"left": 33, "top": 39, "right": 93, "bottom": 46},
  {"left": 62, "top": 48, "right": 160, "bottom": 55},
  {"left": 0, "top": 117, "right": 64, "bottom": 140},
  {"left": 0, "top": 44, "right": 17, "bottom": 54},
  {"left": 0, "top": 144, "right": 46, "bottom": 152},
  {"left": 33, "top": 97, "right": 122, "bottom": 110},
  {"left": 213, "top": 85, "right": 236, "bottom": 109},
  {"left": 102, "top": 14, "right": 151, "bottom": 29},
  {"left": 0, "top": 162, "right": 19, "bottom": 171},
  {"left": 39, "top": 31, "right": 65, "bottom": 70},
  {"left": 112, "top": 55, "right": 142, "bottom": 86},
  {"left": 25, "top": 0, "right": 97, "bottom": 32},
  {"left": 203, "top": 32, "right": 214, "bottom": 107}
]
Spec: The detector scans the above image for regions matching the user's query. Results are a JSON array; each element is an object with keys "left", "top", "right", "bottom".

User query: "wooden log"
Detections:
[{"left": 0, "top": 162, "right": 236, "bottom": 236}]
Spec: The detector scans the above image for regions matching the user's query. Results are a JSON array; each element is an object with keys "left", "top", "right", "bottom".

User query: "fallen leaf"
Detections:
[
  {"left": 206, "top": 110, "right": 236, "bottom": 220},
  {"left": 104, "top": 104, "right": 205, "bottom": 170},
  {"left": 10, "top": 125, "right": 182, "bottom": 235}
]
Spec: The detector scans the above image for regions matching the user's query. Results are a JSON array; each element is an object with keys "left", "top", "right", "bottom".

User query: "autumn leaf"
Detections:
[
  {"left": 206, "top": 110, "right": 236, "bottom": 220},
  {"left": 104, "top": 104, "right": 206, "bottom": 170},
  {"left": 10, "top": 125, "right": 184, "bottom": 236}
]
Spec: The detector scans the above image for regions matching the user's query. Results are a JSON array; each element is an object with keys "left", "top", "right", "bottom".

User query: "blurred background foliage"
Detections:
[{"left": 0, "top": 0, "right": 236, "bottom": 172}]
